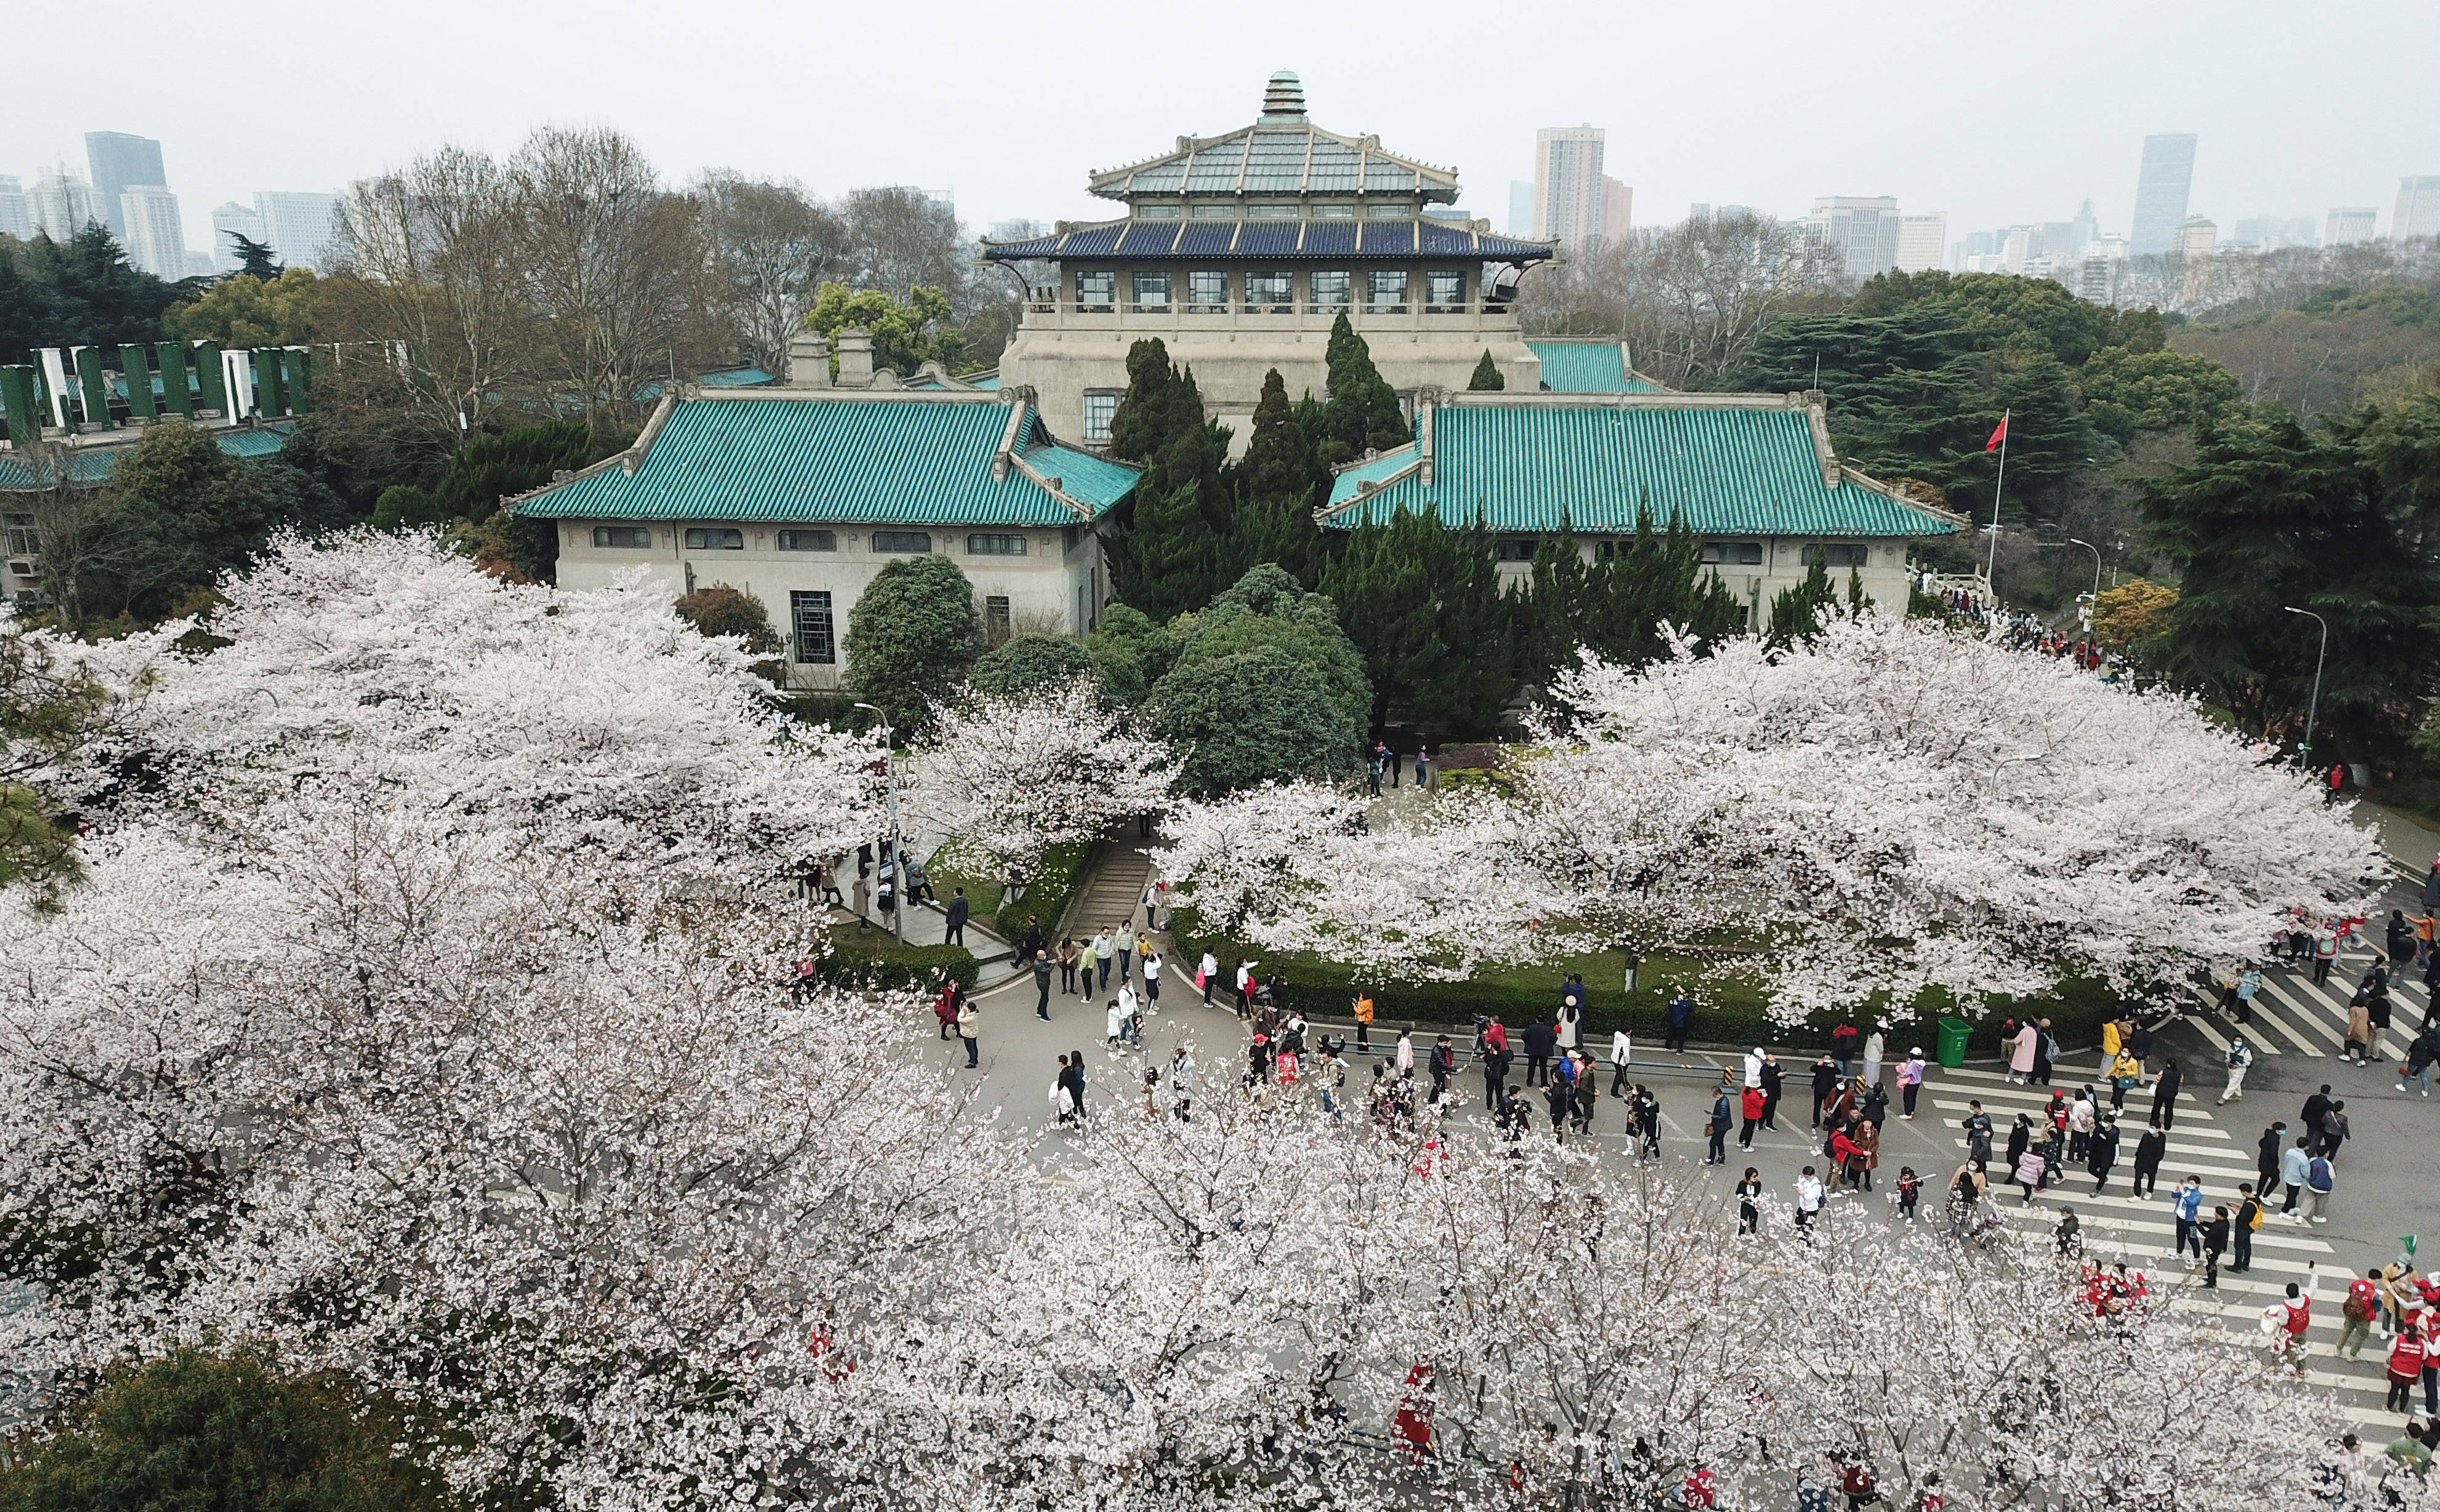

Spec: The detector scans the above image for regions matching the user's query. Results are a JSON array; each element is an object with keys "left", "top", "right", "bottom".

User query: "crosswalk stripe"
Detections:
[
  {"left": 1925, "top": 1093, "right": 2233, "bottom": 1139},
  {"left": 2172, "top": 989, "right": 2255, "bottom": 1053},
  {"left": 2234, "top": 986, "right": 2337, "bottom": 1054},
  {"left": 2269, "top": 971, "right": 2426, "bottom": 1038},
  {"left": 1974, "top": 1200, "right": 2336, "bottom": 1256}
]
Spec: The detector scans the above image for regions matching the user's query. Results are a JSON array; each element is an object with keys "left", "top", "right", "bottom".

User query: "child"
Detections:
[{"left": 1896, "top": 1165, "right": 1921, "bottom": 1221}]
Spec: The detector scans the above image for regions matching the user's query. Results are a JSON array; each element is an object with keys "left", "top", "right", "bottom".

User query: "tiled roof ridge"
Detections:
[{"left": 1085, "top": 119, "right": 1461, "bottom": 200}]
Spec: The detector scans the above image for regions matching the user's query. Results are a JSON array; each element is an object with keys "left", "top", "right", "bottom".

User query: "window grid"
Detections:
[
  {"left": 871, "top": 531, "right": 933, "bottom": 554},
  {"left": 1187, "top": 271, "right": 1227, "bottom": 312},
  {"left": 1082, "top": 392, "right": 1118, "bottom": 442},
  {"left": 1309, "top": 270, "right": 1351, "bottom": 312},
  {"left": 592, "top": 525, "right": 652, "bottom": 549},
  {"left": 1366, "top": 270, "right": 1409, "bottom": 312},
  {"left": 1700, "top": 541, "right": 1765, "bottom": 566},
  {"left": 967, "top": 533, "right": 1028, "bottom": 556},
  {"left": 1244, "top": 271, "right": 1291, "bottom": 311},
  {"left": 777, "top": 528, "right": 837, "bottom": 552},
  {"left": 1427, "top": 270, "right": 1466, "bottom": 310},
  {"left": 1077, "top": 271, "right": 1115, "bottom": 310},
  {"left": 1132, "top": 271, "right": 1171, "bottom": 310},
  {"left": 790, "top": 590, "right": 834, "bottom": 665},
  {"left": 684, "top": 527, "right": 743, "bottom": 551}
]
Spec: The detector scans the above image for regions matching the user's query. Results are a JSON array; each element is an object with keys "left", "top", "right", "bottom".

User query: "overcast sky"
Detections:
[{"left": 7, "top": 0, "right": 2433, "bottom": 257}]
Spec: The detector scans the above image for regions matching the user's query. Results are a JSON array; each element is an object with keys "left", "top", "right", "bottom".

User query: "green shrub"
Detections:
[
  {"left": 932, "top": 839, "right": 1090, "bottom": 942},
  {"left": 813, "top": 934, "right": 976, "bottom": 992}
]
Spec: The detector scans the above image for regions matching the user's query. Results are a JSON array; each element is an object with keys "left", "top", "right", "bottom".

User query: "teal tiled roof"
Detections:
[
  {"left": 0, "top": 422, "right": 291, "bottom": 491},
  {"left": 632, "top": 366, "right": 777, "bottom": 401},
  {"left": 1322, "top": 400, "right": 1957, "bottom": 538},
  {"left": 511, "top": 397, "right": 1137, "bottom": 527},
  {"left": 1527, "top": 340, "right": 1660, "bottom": 394}
]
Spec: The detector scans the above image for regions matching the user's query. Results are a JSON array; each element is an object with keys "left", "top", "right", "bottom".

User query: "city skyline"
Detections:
[{"left": 0, "top": 1, "right": 2430, "bottom": 263}]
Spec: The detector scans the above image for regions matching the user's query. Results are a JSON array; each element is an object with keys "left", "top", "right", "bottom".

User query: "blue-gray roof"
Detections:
[
  {"left": 1321, "top": 399, "right": 1958, "bottom": 538},
  {"left": 511, "top": 395, "right": 1137, "bottom": 527},
  {"left": 984, "top": 216, "right": 1554, "bottom": 263}
]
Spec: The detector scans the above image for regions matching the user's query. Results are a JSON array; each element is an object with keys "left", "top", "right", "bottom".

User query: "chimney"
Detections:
[
  {"left": 834, "top": 328, "right": 875, "bottom": 389},
  {"left": 786, "top": 331, "right": 832, "bottom": 388}
]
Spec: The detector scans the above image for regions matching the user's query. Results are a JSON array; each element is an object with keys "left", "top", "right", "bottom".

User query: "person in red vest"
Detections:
[
  {"left": 1391, "top": 1360, "right": 1433, "bottom": 1462},
  {"left": 2388, "top": 1319, "right": 2430, "bottom": 1413}
]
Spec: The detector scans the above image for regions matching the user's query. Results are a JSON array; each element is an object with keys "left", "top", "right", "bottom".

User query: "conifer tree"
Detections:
[
  {"left": 1765, "top": 555, "right": 1840, "bottom": 647},
  {"left": 1414, "top": 509, "right": 1518, "bottom": 735},
  {"left": 1104, "top": 339, "right": 1234, "bottom": 620},
  {"left": 1232, "top": 368, "right": 1323, "bottom": 583},
  {"left": 1468, "top": 350, "right": 1506, "bottom": 391},
  {"left": 1315, "top": 313, "right": 1410, "bottom": 468}
]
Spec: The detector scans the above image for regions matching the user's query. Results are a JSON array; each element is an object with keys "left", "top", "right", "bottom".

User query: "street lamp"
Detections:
[
  {"left": 2282, "top": 607, "right": 2328, "bottom": 767},
  {"left": 2065, "top": 538, "right": 2103, "bottom": 604},
  {"left": 852, "top": 702, "right": 907, "bottom": 944}
]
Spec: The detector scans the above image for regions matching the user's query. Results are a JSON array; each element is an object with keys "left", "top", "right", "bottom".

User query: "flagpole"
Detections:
[{"left": 1984, "top": 408, "right": 2009, "bottom": 593}]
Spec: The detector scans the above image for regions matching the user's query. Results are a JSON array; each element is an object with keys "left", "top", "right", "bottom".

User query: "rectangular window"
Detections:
[
  {"left": 1803, "top": 543, "right": 1872, "bottom": 567},
  {"left": 1246, "top": 203, "right": 1298, "bottom": 219},
  {"left": 684, "top": 527, "right": 743, "bottom": 550},
  {"left": 985, "top": 595, "right": 1012, "bottom": 645},
  {"left": 1189, "top": 202, "right": 1238, "bottom": 220},
  {"left": 1497, "top": 536, "right": 1539, "bottom": 562},
  {"left": 1082, "top": 392, "right": 1118, "bottom": 442},
  {"left": 1245, "top": 270, "right": 1291, "bottom": 311},
  {"left": 592, "top": 525, "right": 653, "bottom": 549},
  {"left": 790, "top": 590, "right": 834, "bottom": 665},
  {"left": 1367, "top": 201, "right": 1413, "bottom": 219},
  {"left": 871, "top": 531, "right": 933, "bottom": 554},
  {"left": 1135, "top": 202, "right": 1181, "bottom": 220},
  {"left": 1427, "top": 270, "right": 1465, "bottom": 309},
  {"left": 1077, "top": 271, "right": 1115, "bottom": 311},
  {"left": 1311, "top": 203, "right": 1355, "bottom": 219},
  {"left": 1309, "top": 270, "right": 1352, "bottom": 311},
  {"left": 1132, "top": 271, "right": 1171, "bottom": 310},
  {"left": 1700, "top": 541, "right": 1765, "bottom": 566},
  {"left": 1366, "top": 270, "right": 1409, "bottom": 312},
  {"left": 777, "top": 528, "right": 837, "bottom": 552},
  {"left": 1187, "top": 271, "right": 1227, "bottom": 312},
  {"left": 967, "top": 533, "right": 1028, "bottom": 556},
  {"left": 6, "top": 528, "right": 37, "bottom": 556}
]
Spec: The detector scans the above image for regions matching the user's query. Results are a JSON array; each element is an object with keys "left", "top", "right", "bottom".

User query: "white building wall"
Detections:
[
  {"left": 119, "top": 186, "right": 187, "bottom": 278},
  {"left": 551, "top": 521, "right": 1107, "bottom": 691}
]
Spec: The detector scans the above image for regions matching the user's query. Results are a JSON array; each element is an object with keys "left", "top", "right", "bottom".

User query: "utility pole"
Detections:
[{"left": 2282, "top": 607, "right": 2328, "bottom": 767}]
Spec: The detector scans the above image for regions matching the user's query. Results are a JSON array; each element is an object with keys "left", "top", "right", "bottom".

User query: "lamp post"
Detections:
[
  {"left": 2065, "top": 538, "right": 2102, "bottom": 603},
  {"left": 2282, "top": 607, "right": 2327, "bottom": 767},
  {"left": 853, "top": 702, "right": 907, "bottom": 944}
]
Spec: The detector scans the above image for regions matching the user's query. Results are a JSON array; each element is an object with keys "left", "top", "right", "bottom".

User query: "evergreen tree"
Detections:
[
  {"left": 1412, "top": 508, "right": 1517, "bottom": 735},
  {"left": 1104, "top": 338, "right": 1236, "bottom": 620},
  {"left": 225, "top": 231, "right": 283, "bottom": 281},
  {"left": 1468, "top": 350, "right": 1506, "bottom": 391},
  {"left": 1232, "top": 368, "right": 1323, "bottom": 583},
  {"left": 1315, "top": 313, "right": 1410, "bottom": 469},
  {"left": 1516, "top": 516, "right": 1592, "bottom": 690},
  {"left": 1319, "top": 504, "right": 1440, "bottom": 732},
  {"left": 1764, "top": 555, "right": 1840, "bottom": 647}
]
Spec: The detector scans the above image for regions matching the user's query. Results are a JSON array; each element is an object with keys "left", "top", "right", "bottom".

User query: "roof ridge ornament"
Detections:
[{"left": 1260, "top": 70, "right": 1305, "bottom": 123}]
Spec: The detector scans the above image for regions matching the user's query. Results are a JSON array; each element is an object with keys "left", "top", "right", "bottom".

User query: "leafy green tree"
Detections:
[
  {"left": 1083, "top": 602, "right": 1170, "bottom": 697},
  {"left": 2075, "top": 345, "right": 2240, "bottom": 440},
  {"left": 1320, "top": 504, "right": 1521, "bottom": 735},
  {"left": 166, "top": 266, "right": 326, "bottom": 346},
  {"left": 2144, "top": 404, "right": 2440, "bottom": 751},
  {"left": 1764, "top": 555, "right": 1840, "bottom": 647},
  {"left": 805, "top": 283, "right": 964, "bottom": 376},
  {"left": 1314, "top": 314, "right": 1409, "bottom": 469},
  {"left": 0, "top": 1349, "right": 451, "bottom": 1512},
  {"left": 369, "top": 485, "right": 448, "bottom": 532},
  {"left": 1468, "top": 350, "right": 1506, "bottom": 391},
  {"left": 1152, "top": 564, "right": 1370, "bottom": 793},
  {"left": 14, "top": 226, "right": 192, "bottom": 357},
  {"left": 673, "top": 584, "right": 780, "bottom": 652},
  {"left": 846, "top": 553, "right": 979, "bottom": 731},
  {"left": 1847, "top": 269, "right": 2114, "bottom": 366},
  {"left": 969, "top": 632, "right": 1096, "bottom": 695}
]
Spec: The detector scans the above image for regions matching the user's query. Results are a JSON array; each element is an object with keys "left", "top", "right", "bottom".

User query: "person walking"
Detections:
[
  {"left": 2218, "top": 1037, "right": 2253, "bottom": 1103},
  {"left": 2006, "top": 1019, "right": 2038, "bottom": 1084},
  {"left": 1429, "top": 1035, "right": 1454, "bottom": 1102},
  {"left": 2320, "top": 1099, "right": 2351, "bottom": 1161},
  {"left": 2256, "top": 1120, "right": 2287, "bottom": 1196},
  {"left": 2280, "top": 1136, "right": 2313, "bottom": 1217},
  {"left": 2004, "top": 1113, "right": 2031, "bottom": 1176},
  {"left": 1032, "top": 949, "right": 1054, "bottom": 1020},
  {"left": 2388, "top": 1324, "right": 2429, "bottom": 1414},
  {"left": 1061, "top": 1051, "right": 1088, "bottom": 1128},
  {"left": 1704, "top": 1083, "right": 1732, "bottom": 1165},
  {"left": 2151, "top": 1058, "right": 2182, "bottom": 1131},
  {"left": 1735, "top": 1168, "right": 1763, "bottom": 1234},
  {"left": 2087, "top": 1115, "right": 2120, "bottom": 1193},
  {"left": 2032, "top": 1018, "right": 2056, "bottom": 1087},
  {"left": 2313, "top": 926, "right": 2338, "bottom": 985},
  {"left": 1169, "top": 1045, "right": 1195, "bottom": 1122},
  {"left": 1810, "top": 1054, "right": 1841, "bottom": 1129},
  {"left": 2013, "top": 1141, "right": 2046, "bottom": 1203},
  {"left": 1142, "top": 949, "right": 1162, "bottom": 1005},
  {"left": 1198, "top": 948, "right": 1218, "bottom": 1005},
  {"left": 943, "top": 887, "right": 969, "bottom": 947},
  {"left": 1609, "top": 1030, "right": 1633, "bottom": 1097},
  {"left": 1092, "top": 928, "right": 1114, "bottom": 993},
  {"left": 2303, "top": 1148, "right": 2336, "bottom": 1224},
  {"left": 1352, "top": 989, "right": 1376, "bottom": 1052},
  {"left": 2339, "top": 1270, "right": 2383, "bottom": 1362},
  {"left": 1738, "top": 1083, "right": 1766, "bottom": 1150},
  {"left": 2130, "top": 1119, "right": 2168, "bottom": 1198},
  {"left": 1413, "top": 743, "right": 1431, "bottom": 789},
  {"left": 1960, "top": 1102, "right": 1993, "bottom": 1165}
]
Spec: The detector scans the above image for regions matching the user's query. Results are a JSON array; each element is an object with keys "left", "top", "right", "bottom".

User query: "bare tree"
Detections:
[
  {"left": 841, "top": 186, "right": 972, "bottom": 310},
  {"left": 504, "top": 127, "right": 709, "bottom": 427},
  {"left": 329, "top": 147, "right": 533, "bottom": 438},
  {"left": 695, "top": 172, "right": 853, "bottom": 378}
]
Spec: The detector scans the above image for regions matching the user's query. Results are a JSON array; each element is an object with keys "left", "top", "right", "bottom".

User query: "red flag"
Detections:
[{"left": 1984, "top": 416, "right": 2008, "bottom": 453}]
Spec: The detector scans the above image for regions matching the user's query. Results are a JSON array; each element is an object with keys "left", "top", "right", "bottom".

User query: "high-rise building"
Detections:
[
  {"left": 28, "top": 167, "right": 100, "bottom": 241},
  {"left": 210, "top": 201, "right": 267, "bottom": 269},
  {"left": 84, "top": 131, "right": 166, "bottom": 242},
  {"left": 2230, "top": 214, "right": 2319, "bottom": 252},
  {"left": 1807, "top": 196, "right": 1901, "bottom": 279},
  {"left": 1999, "top": 225, "right": 2035, "bottom": 272},
  {"left": 2068, "top": 198, "right": 2100, "bottom": 258},
  {"left": 1895, "top": 213, "right": 1947, "bottom": 272},
  {"left": 2175, "top": 217, "right": 2217, "bottom": 257},
  {"left": 2394, "top": 177, "right": 2440, "bottom": 241},
  {"left": 1600, "top": 176, "right": 1632, "bottom": 249},
  {"left": 2325, "top": 206, "right": 2378, "bottom": 245},
  {"left": 1532, "top": 126, "right": 1606, "bottom": 251},
  {"left": 0, "top": 176, "right": 29, "bottom": 240},
  {"left": 2075, "top": 240, "right": 2127, "bottom": 306},
  {"left": 987, "top": 219, "right": 1046, "bottom": 242},
  {"left": 1509, "top": 181, "right": 1533, "bottom": 238},
  {"left": 2129, "top": 134, "right": 2197, "bottom": 257},
  {"left": 118, "top": 185, "right": 188, "bottom": 278},
  {"left": 1688, "top": 202, "right": 1711, "bottom": 225},
  {"left": 253, "top": 191, "right": 344, "bottom": 269}
]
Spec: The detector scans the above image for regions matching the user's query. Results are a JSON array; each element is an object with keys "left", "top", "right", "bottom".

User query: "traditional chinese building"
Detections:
[{"left": 982, "top": 71, "right": 1557, "bottom": 450}]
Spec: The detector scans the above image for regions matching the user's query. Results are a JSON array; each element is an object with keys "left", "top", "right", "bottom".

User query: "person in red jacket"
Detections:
[
  {"left": 1739, "top": 1085, "right": 1768, "bottom": 1150},
  {"left": 2389, "top": 1324, "right": 2429, "bottom": 1413}
]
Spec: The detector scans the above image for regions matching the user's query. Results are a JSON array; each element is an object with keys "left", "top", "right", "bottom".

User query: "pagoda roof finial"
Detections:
[{"left": 1260, "top": 70, "right": 1305, "bottom": 123}]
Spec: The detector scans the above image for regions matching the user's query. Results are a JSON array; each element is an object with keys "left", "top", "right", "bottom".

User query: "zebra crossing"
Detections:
[
  {"left": 2165, "top": 862, "right": 2436, "bottom": 1061},
  {"left": 1910, "top": 1065, "right": 2422, "bottom": 1404}
]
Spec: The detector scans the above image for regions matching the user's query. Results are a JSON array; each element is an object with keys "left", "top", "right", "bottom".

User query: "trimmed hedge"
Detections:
[
  {"left": 932, "top": 840, "right": 1089, "bottom": 946},
  {"left": 1170, "top": 919, "right": 2116, "bottom": 1057},
  {"left": 813, "top": 934, "right": 976, "bottom": 992}
]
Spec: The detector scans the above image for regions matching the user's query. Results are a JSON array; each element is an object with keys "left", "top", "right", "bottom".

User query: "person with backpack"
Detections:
[
  {"left": 2218, "top": 1037, "right": 2253, "bottom": 1103},
  {"left": 2232, "top": 1183, "right": 2263, "bottom": 1274},
  {"left": 2272, "top": 1266, "right": 2317, "bottom": 1373},
  {"left": 2342, "top": 1269, "right": 2385, "bottom": 1360},
  {"left": 2301, "top": 1149, "right": 2337, "bottom": 1224}
]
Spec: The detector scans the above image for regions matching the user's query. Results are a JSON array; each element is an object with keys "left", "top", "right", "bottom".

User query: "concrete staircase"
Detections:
[{"left": 1064, "top": 833, "right": 1156, "bottom": 939}]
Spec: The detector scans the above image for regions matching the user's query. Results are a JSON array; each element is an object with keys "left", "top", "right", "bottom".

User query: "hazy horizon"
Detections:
[{"left": 4, "top": 0, "right": 2432, "bottom": 261}]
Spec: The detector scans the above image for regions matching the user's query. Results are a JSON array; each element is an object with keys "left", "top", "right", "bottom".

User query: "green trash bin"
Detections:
[{"left": 1936, "top": 1017, "right": 1973, "bottom": 1069}]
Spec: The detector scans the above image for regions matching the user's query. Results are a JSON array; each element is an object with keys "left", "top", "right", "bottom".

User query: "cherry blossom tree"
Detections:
[
  {"left": 913, "top": 674, "right": 1181, "bottom": 889},
  {"left": 1162, "top": 616, "right": 2381, "bottom": 1021}
]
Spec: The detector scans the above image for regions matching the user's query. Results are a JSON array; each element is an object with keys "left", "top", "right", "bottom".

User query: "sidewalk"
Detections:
[{"left": 833, "top": 888, "right": 1020, "bottom": 987}]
